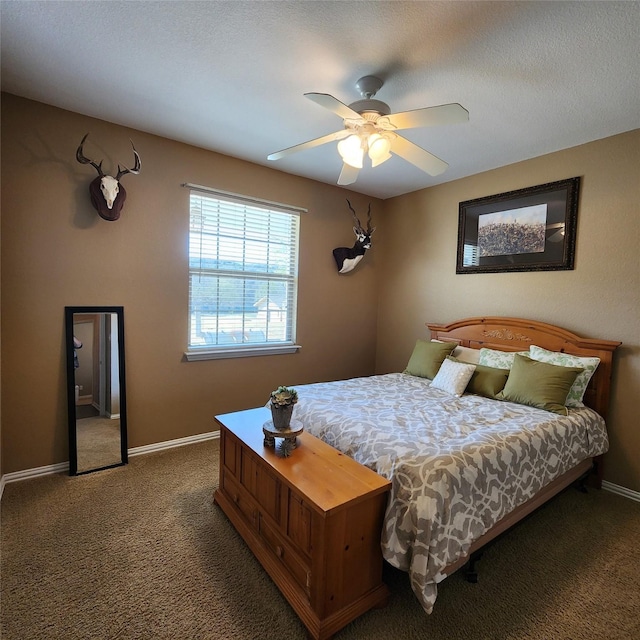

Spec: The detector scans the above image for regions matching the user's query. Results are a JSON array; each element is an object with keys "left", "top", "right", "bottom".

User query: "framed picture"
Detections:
[{"left": 456, "top": 177, "right": 581, "bottom": 274}]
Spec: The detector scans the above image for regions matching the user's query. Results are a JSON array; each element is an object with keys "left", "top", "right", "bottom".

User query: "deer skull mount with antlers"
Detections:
[
  {"left": 76, "top": 133, "right": 141, "bottom": 221},
  {"left": 332, "top": 200, "right": 376, "bottom": 274}
]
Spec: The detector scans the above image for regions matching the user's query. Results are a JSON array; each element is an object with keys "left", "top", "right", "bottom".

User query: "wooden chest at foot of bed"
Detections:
[{"left": 213, "top": 407, "right": 391, "bottom": 640}]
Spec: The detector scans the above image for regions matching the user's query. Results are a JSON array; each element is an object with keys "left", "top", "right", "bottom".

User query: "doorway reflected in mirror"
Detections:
[{"left": 65, "top": 306, "right": 128, "bottom": 475}]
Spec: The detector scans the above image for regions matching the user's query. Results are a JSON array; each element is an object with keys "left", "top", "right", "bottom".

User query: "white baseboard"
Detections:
[
  {"left": 2, "top": 461, "right": 70, "bottom": 487},
  {"left": 0, "top": 430, "right": 220, "bottom": 499},
  {"left": 602, "top": 480, "right": 640, "bottom": 502},
  {"left": 127, "top": 430, "right": 219, "bottom": 457}
]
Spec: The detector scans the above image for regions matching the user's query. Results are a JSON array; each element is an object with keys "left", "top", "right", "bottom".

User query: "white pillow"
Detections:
[
  {"left": 478, "top": 348, "right": 529, "bottom": 369},
  {"left": 431, "top": 340, "right": 480, "bottom": 364},
  {"left": 528, "top": 345, "right": 600, "bottom": 407},
  {"left": 430, "top": 358, "right": 477, "bottom": 397}
]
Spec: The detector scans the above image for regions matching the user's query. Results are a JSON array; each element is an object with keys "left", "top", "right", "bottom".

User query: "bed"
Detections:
[{"left": 289, "top": 317, "right": 620, "bottom": 614}]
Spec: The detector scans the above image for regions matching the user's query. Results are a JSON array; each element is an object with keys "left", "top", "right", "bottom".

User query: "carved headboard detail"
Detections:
[{"left": 481, "top": 329, "right": 533, "bottom": 342}]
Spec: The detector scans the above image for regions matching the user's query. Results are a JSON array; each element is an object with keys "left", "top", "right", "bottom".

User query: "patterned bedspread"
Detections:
[{"left": 290, "top": 373, "right": 609, "bottom": 614}]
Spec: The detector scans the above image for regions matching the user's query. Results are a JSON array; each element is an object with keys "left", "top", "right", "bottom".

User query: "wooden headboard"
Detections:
[{"left": 427, "top": 317, "right": 621, "bottom": 420}]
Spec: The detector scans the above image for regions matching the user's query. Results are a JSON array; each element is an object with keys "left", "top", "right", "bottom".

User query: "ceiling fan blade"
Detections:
[
  {"left": 337, "top": 163, "right": 360, "bottom": 185},
  {"left": 267, "top": 129, "right": 350, "bottom": 161},
  {"left": 391, "top": 135, "right": 448, "bottom": 176},
  {"left": 304, "top": 93, "right": 363, "bottom": 121},
  {"left": 384, "top": 103, "right": 469, "bottom": 130}
]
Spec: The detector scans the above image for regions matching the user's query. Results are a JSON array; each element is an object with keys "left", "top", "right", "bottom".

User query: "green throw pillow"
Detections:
[
  {"left": 528, "top": 345, "right": 600, "bottom": 407},
  {"left": 497, "top": 354, "right": 582, "bottom": 415},
  {"left": 449, "top": 357, "right": 509, "bottom": 398},
  {"left": 404, "top": 340, "right": 456, "bottom": 380}
]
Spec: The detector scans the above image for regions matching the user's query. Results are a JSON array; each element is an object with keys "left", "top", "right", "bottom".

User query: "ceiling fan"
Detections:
[{"left": 267, "top": 75, "right": 469, "bottom": 186}]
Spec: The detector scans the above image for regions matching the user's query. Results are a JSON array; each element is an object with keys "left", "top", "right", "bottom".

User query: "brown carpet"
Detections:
[
  {"left": 2, "top": 439, "right": 639, "bottom": 640},
  {"left": 76, "top": 417, "right": 123, "bottom": 473}
]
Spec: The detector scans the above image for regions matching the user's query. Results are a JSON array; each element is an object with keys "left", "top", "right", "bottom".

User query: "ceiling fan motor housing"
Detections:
[
  {"left": 348, "top": 99, "right": 391, "bottom": 117},
  {"left": 350, "top": 75, "right": 390, "bottom": 117}
]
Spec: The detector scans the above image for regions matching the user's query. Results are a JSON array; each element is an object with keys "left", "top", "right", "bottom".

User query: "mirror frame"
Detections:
[{"left": 65, "top": 306, "right": 128, "bottom": 475}]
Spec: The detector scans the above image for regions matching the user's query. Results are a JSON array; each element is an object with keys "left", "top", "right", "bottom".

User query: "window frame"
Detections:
[{"left": 183, "top": 184, "right": 304, "bottom": 362}]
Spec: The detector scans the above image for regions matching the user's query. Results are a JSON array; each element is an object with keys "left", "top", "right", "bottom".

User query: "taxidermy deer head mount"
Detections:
[
  {"left": 76, "top": 133, "right": 141, "bottom": 221},
  {"left": 332, "top": 200, "right": 376, "bottom": 274}
]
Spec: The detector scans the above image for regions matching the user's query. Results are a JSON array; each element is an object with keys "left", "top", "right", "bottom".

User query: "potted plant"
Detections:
[{"left": 269, "top": 385, "right": 298, "bottom": 431}]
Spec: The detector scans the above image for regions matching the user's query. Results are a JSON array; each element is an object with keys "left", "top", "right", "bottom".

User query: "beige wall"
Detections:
[
  {"left": 376, "top": 130, "right": 640, "bottom": 492},
  {"left": 2, "top": 93, "right": 638, "bottom": 494},
  {"left": 1, "top": 94, "right": 381, "bottom": 474}
]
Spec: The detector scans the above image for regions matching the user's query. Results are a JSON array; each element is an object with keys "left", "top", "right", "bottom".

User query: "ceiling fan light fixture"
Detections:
[
  {"left": 367, "top": 133, "right": 392, "bottom": 167},
  {"left": 337, "top": 134, "right": 364, "bottom": 168}
]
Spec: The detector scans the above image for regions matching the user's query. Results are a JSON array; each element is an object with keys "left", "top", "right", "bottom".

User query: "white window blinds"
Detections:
[{"left": 187, "top": 188, "right": 301, "bottom": 357}]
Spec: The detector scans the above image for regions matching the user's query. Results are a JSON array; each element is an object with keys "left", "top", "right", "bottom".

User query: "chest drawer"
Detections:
[{"left": 259, "top": 512, "right": 310, "bottom": 596}]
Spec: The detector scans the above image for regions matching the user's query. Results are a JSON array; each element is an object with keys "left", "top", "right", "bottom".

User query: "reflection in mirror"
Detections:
[{"left": 65, "top": 306, "right": 128, "bottom": 475}]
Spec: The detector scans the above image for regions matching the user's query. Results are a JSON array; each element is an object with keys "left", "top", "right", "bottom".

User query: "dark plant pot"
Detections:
[{"left": 270, "top": 403, "right": 294, "bottom": 431}]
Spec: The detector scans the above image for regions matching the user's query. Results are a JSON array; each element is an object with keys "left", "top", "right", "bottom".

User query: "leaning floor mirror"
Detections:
[{"left": 65, "top": 306, "right": 128, "bottom": 475}]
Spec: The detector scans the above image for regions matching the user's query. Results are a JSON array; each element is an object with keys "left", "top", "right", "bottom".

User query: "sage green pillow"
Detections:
[
  {"left": 404, "top": 340, "right": 456, "bottom": 380},
  {"left": 528, "top": 345, "right": 600, "bottom": 407},
  {"left": 449, "top": 357, "right": 509, "bottom": 398},
  {"left": 497, "top": 354, "right": 582, "bottom": 415}
]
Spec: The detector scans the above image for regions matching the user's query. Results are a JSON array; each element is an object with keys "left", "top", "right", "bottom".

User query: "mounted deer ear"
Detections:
[
  {"left": 333, "top": 200, "right": 375, "bottom": 274},
  {"left": 76, "top": 133, "right": 141, "bottom": 221}
]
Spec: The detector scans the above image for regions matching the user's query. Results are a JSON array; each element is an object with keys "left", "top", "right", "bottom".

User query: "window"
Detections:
[
  {"left": 463, "top": 243, "right": 479, "bottom": 266},
  {"left": 185, "top": 186, "right": 302, "bottom": 361}
]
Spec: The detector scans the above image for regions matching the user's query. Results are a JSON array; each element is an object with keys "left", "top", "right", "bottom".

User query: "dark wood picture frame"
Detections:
[{"left": 456, "top": 177, "right": 580, "bottom": 274}]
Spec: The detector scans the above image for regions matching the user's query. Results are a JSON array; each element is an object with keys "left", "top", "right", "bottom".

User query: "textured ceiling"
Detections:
[{"left": 1, "top": 1, "right": 639, "bottom": 199}]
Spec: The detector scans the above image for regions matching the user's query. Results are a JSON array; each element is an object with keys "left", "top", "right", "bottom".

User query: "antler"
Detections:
[
  {"left": 346, "top": 199, "right": 374, "bottom": 234},
  {"left": 77, "top": 133, "right": 141, "bottom": 180},
  {"left": 346, "top": 199, "right": 363, "bottom": 232},
  {"left": 76, "top": 133, "right": 104, "bottom": 177},
  {"left": 116, "top": 140, "right": 142, "bottom": 180}
]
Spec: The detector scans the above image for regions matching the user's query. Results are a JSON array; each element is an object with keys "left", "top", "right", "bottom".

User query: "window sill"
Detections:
[{"left": 184, "top": 344, "right": 301, "bottom": 361}]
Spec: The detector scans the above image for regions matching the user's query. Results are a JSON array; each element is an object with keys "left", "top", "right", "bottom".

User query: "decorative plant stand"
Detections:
[{"left": 263, "top": 419, "right": 304, "bottom": 457}]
